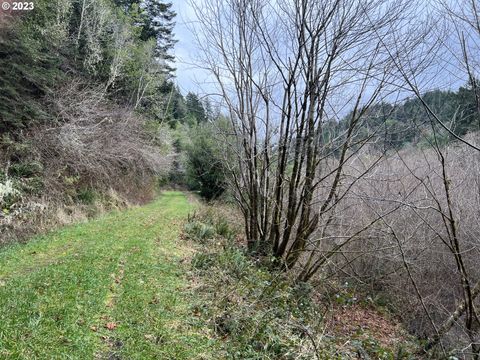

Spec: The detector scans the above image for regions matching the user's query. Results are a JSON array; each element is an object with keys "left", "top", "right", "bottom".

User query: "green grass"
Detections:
[{"left": 0, "top": 191, "right": 216, "bottom": 359}]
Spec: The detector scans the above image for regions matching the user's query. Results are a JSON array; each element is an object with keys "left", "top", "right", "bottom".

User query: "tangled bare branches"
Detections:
[{"left": 31, "top": 80, "right": 172, "bottom": 189}]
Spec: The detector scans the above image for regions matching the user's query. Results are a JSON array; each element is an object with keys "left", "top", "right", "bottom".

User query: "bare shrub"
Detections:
[
  {"left": 32, "top": 80, "right": 172, "bottom": 188},
  {"left": 0, "top": 79, "right": 173, "bottom": 245},
  {"left": 315, "top": 134, "right": 480, "bottom": 356}
]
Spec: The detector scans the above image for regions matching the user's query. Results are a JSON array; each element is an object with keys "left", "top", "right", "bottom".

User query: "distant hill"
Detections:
[{"left": 337, "top": 85, "right": 480, "bottom": 150}]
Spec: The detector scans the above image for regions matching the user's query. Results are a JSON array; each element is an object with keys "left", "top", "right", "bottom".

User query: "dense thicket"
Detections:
[
  {"left": 0, "top": 0, "right": 182, "bottom": 242},
  {"left": 0, "top": 0, "right": 177, "bottom": 133},
  {"left": 184, "top": 122, "right": 226, "bottom": 200}
]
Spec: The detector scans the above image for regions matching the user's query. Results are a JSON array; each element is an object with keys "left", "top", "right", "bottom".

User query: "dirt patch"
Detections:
[{"left": 326, "top": 304, "right": 408, "bottom": 348}]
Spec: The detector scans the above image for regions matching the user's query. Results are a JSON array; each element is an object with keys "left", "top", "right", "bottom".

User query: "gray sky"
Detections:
[
  {"left": 171, "top": 1, "right": 470, "bottom": 99},
  {"left": 173, "top": 1, "right": 211, "bottom": 95}
]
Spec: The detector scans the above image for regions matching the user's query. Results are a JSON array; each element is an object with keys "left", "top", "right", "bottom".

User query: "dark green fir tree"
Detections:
[
  {"left": 141, "top": 1, "right": 177, "bottom": 78},
  {"left": 112, "top": 0, "right": 177, "bottom": 78}
]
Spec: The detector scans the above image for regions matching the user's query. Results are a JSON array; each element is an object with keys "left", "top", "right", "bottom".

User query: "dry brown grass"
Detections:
[{"left": 327, "top": 304, "right": 409, "bottom": 349}]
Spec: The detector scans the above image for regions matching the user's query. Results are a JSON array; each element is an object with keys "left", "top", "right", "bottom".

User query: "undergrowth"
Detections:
[
  {"left": 183, "top": 205, "right": 418, "bottom": 359},
  {"left": 184, "top": 209, "right": 321, "bottom": 359}
]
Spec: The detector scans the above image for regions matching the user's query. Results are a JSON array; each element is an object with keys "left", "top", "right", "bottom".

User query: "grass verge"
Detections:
[{"left": 0, "top": 191, "right": 216, "bottom": 359}]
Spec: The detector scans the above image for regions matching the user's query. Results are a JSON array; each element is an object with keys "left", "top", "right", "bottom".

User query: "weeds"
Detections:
[
  {"left": 75, "top": 188, "right": 96, "bottom": 205},
  {"left": 184, "top": 207, "right": 323, "bottom": 359},
  {"left": 0, "top": 177, "right": 21, "bottom": 213},
  {"left": 184, "top": 221, "right": 215, "bottom": 243},
  {"left": 183, "top": 204, "right": 419, "bottom": 359}
]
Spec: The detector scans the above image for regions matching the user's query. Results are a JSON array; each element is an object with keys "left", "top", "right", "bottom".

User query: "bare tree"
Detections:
[{"left": 189, "top": 0, "right": 415, "bottom": 277}]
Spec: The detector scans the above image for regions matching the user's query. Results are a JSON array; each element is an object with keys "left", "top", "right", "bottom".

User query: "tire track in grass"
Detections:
[
  {"left": 95, "top": 255, "right": 127, "bottom": 360},
  {"left": 0, "top": 192, "right": 217, "bottom": 359}
]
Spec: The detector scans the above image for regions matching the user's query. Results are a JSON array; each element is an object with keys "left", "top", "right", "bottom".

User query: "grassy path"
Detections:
[{"left": 0, "top": 192, "right": 214, "bottom": 359}]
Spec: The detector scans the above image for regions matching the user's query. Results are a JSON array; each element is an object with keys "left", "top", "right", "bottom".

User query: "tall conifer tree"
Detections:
[{"left": 113, "top": 0, "right": 177, "bottom": 78}]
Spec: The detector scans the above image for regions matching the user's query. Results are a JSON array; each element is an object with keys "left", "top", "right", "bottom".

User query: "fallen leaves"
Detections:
[
  {"left": 90, "top": 322, "right": 118, "bottom": 332},
  {"left": 327, "top": 304, "right": 405, "bottom": 348},
  {"left": 105, "top": 322, "right": 117, "bottom": 330}
]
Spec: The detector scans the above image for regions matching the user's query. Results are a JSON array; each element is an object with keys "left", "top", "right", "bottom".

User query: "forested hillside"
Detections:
[
  {"left": 339, "top": 86, "right": 480, "bottom": 150},
  {"left": 0, "top": 0, "right": 212, "bottom": 243}
]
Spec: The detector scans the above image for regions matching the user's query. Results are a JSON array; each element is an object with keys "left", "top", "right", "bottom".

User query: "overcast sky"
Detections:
[
  {"left": 171, "top": 1, "right": 469, "bottom": 99},
  {"left": 172, "top": 1, "right": 211, "bottom": 95}
]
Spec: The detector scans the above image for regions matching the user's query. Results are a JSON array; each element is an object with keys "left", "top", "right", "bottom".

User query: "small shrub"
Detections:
[
  {"left": 156, "top": 174, "right": 170, "bottom": 188},
  {"left": 184, "top": 123, "right": 226, "bottom": 200},
  {"left": 63, "top": 175, "right": 80, "bottom": 186},
  {"left": 215, "top": 217, "right": 235, "bottom": 240},
  {"left": 9, "top": 161, "right": 43, "bottom": 178},
  {"left": 0, "top": 178, "right": 21, "bottom": 210},
  {"left": 75, "top": 188, "right": 96, "bottom": 205},
  {"left": 184, "top": 221, "right": 215, "bottom": 243},
  {"left": 19, "top": 176, "right": 44, "bottom": 195},
  {"left": 184, "top": 206, "right": 239, "bottom": 244},
  {"left": 217, "top": 247, "right": 250, "bottom": 279}
]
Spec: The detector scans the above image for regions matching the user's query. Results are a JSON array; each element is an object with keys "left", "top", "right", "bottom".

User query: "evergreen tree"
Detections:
[
  {"left": 141, "top": 2, "right": 177, "bottom": 55},
  {"left": 112, "top": 0, "right": 177, "bottom": 78},
  {"left": 456, "top": 79, "right": 480, "bottom": 134},
  {"left": 155, "top": 82, "right": 186, "bottom": 125},
  {"left": 112, "top": 0, "right": 137, "bottom": 11},
  {"left": 185, "top": 92, "right": 207, "bottom": 124},
  {"left": 185, "top": 123, "right": 226, "bottom": 199},
  {"left": 203, "top": 97, "right": 215, "bottom": 122},
  {"left": 171, "top": 85, "right": 186, "bottom": 121}
]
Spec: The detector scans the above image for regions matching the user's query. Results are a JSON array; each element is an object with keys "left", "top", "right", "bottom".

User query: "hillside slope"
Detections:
[{"left": 0, "top": 191, "right": 215, "bottom": 359}]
